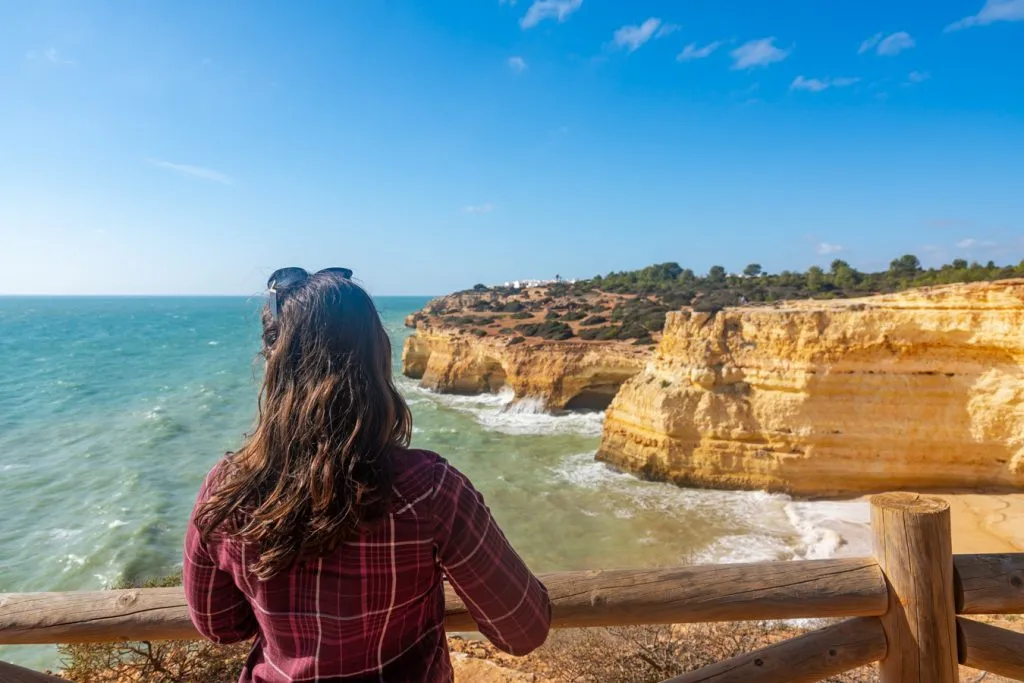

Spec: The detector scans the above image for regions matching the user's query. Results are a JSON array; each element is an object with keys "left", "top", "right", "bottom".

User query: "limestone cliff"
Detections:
[
  {"left": 598, "top": 280, "right": 1024, "bottom": 496},
  {"left": 402, "top": 328, "right": 647, "bottom": 411}
]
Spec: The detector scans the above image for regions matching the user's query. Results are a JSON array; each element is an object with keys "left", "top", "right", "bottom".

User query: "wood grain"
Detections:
[
  {"left": 954, "top": 553, "right": 1024, "bottom": 615},
  {"left": 870, "top": 493, "right": 958, "bottom": 683},
  {"left": 956, "top": 616, "right": 1024, "bottom": 681},
  {"left": 664, "top": 617, "right": 886, "bottom": 683},
  {"left": 0, "top": 560, "right": 886, "bottom": 645}
]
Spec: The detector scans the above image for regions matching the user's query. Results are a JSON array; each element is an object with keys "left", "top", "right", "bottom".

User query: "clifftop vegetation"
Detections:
[{"left": 410, "top": 255, "right": 1024, "bottom": 345}]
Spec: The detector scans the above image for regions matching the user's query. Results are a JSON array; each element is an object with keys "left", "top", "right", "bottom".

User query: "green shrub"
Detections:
[
  {"left": 508, "top": 336, "right": 526, "bottom": 346},
  {"left": 511, "top": 311, "right": 532, "bottom": 320},
  {"left": 562, "top": 311, "right": 587, "bottom": 321},
  {"left": 471, "top": 329, "right": 487, "bottom": 337},
  {"left": 515, "top": 321, "right": 574, "bottom": 340},
  {"left": 503, "top": 301, "right": 525, "bottom": 312},
  {"left": 545, "top": 311, "right": 561, "bottom": 320},
  {"left": 581, "top": 315, "right": 607, "bottom": 326}
]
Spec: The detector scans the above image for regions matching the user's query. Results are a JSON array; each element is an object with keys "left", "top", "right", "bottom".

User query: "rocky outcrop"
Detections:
[
  {"left": 402, "top": 328, "right": 647, "bottom": 411},
  {"left": 598, "top": 280, "right": 1024, "bottom": 496}
]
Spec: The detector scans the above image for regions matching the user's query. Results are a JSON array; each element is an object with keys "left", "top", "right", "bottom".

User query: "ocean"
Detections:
[{"left": 0, "top": 296, "right": 871, "bottom": 668}]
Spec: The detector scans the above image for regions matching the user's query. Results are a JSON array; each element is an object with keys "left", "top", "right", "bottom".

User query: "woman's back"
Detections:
[
  {"left": 182, "top": 267, "right": 550, "bottom": 682},
  {"left": 186, "top": 448, "right": 550, "bottom": 681}
]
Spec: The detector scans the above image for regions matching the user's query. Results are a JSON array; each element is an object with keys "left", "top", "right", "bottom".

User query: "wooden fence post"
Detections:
[{"left": 871, "top": 493, "right": 958, "bottom": 683}]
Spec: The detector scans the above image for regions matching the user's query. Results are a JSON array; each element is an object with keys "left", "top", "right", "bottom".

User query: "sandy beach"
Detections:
[{"left": 938, "top": 492, "right": 1024, "bottom": 554}]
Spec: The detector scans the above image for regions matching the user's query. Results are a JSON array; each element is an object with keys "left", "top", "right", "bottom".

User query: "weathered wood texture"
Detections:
[
  {"left": 956, "top": 616, "right": 1024, "bottom": 681},
  {"left": 449, "top": 560, "right": 888, "bottom": 631},
  {"left": 0, "top": 660, "right": 66, "bottom": 682},
  {"left": 0, "top": 560, "right": 886, "bottom": 645},
  {"left": 954, "top": 553, "right": 1024, "bottom": 615},
  {"left": 663, "top": 617, "right": 886, "bottom": 683},
  {"left": 870, "top": 493, "right": 958, "bottom": 683}
]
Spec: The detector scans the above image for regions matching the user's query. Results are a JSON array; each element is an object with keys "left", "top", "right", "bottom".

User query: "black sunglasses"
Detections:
[{"left": 267, "top": 267, "right": 354, "bottom": 319}]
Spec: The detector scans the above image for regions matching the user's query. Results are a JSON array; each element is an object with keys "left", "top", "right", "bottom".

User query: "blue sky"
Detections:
[{"left": 1, "top": 0, "right": 1022, "bottom": 295}]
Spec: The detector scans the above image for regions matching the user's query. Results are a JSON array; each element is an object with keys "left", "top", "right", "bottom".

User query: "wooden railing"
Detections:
[{"left": 1, "top": 493, "right": 1022, "bottom": 682}]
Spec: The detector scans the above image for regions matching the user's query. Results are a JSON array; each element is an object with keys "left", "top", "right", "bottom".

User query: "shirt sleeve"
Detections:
[
  {"left": 432, "top": 458, "right": 552, "bottom": 655},
  {"left": 182, "top": 466, "right": 258, "bottom": 645}
]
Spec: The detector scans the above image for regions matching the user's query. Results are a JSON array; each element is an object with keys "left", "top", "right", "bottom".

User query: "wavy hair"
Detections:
[{"left": 195, "top": 270, "right": 412, "bottom": 579}]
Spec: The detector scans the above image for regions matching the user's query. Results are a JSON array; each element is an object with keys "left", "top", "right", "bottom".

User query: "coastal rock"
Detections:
[
  {"left": 402, "top": 329, "right": 647, "bottom": 411},
  {"left": 598, "top": 280, "right": 1024, "bottom": 496}
]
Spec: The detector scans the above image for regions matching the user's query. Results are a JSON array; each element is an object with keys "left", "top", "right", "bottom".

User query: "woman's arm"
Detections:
[
  {"left": 182, "top": 470, "right": 258, "bottom": 645},
  {"left": 432, "top": 458, "right": 552, "bottom": 655}
]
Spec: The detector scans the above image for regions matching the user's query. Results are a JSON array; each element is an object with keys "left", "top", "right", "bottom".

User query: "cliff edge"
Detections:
[{"left": 598, "top": 280, "right": 1024, "bottom": 496}]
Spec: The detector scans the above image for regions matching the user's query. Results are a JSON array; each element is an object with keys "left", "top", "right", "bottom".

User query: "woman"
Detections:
[{"left": 184, "top": 267, "right": 551, "bottom": 682}]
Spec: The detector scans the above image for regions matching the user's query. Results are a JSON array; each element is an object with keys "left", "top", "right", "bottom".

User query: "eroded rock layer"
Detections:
[
  {"left": 402, "top": 329, "right": 647, "bottom": 411},
  {"left": 598, "top": 280, "right": 1024, "bottom": 496}
]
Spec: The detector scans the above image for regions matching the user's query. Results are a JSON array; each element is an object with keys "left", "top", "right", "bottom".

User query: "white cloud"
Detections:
[
  {"left": 656, "top": 23, "right": 680, "bottom": 38},
  {"left": 25, "top": 47, "right": 75, "bottom": 66},
  {"left": 147, "top": 159, "right": 233, "bottom": 185},
  {"left": 906, "top": 70, "right": 930, "bottom": 84},
  {"left": 946, "top": 0, "right": 1024, "bottom": 31},
  {"left": 817, "top": 243, "right": 845, "bottom": 255},
  {"left": 791, "top": 75, "right": 861, "bottom": 92},
  {"left": 612, "top": 18, "right": 662, "bottom": 52},
  {"left": 858, "top": 33, "right": 883, "bottom": 54},
  {"left": 730, "top": 38, "right": 791, "bottom": 70},
  {"left": 677, "top": 41, "right": 722, "bottom": 62},
  {"left": 463, "top": 203, "right": 494, "bottom": 214},
  {"left": 520, "top": 0, "right": 582, "bottom": 29},
  {"left": 858, "top": 31, "right": 915, "bottom": 56},
  {"left": 507, "top": 56, "right": 527, "bottom": 73},
  {"left": 877, "top": 31, "right": 915, "bottom": 56},
  {"left": 791, "top": 76, "right": 829, "bottom": 92},
  {"left": 956, "top": 238, "right": 997, "bottom": 249}
]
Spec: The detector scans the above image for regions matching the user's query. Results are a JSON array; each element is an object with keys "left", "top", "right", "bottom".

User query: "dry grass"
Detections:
[{"left": 53, "top": 617, "right": 1023, "bottom": 682}]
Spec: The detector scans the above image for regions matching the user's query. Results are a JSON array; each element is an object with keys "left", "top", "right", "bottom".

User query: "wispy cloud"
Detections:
[
  {"left": 791, "top": 75, "right": 861, "bottom": 92},
  {"left": 612, "top": 18, "right": 662, "bottom": 52},
  {"left": 860, "top": 31, "right": 915, "bottom": 56},
  {"left": 507, "top": 56, "right": 527, "bottom": 73},
  {"left": 817, "top": 242, "right": 845, "bottom": 255},
  {"left": 956, "top": 238, "right": 998, "bottom": 249},
  {"left": 858, "top": 33, "right": 883, "bottom": 54},
  {"left": 946, "top": 0, "right": 1024, "bottom": 31},
  {"left": 878, "top": 31, "right": 915, "bottom": 55},
  {"left": 906, "top": 70, "right": 930, "bottom": 84},
  {"left": 25, "top": 47, "right": 76, "bottom": 66},
  {"left": 520, "top": 0, "right": 582, "bottom": 29},
  {"left": 677, "top": 41, "right": 722, "bottom": 62},
  {"left": 463, "top": 203, "right": 494, "bottom": 214},
  {"left": 147, "top": 159, "right": 233, "bottom": 185},
  {"left": 656, "top": 23, "right": 680, "bottom": 39},
  {"left": 730, "top": 38, "right": 791, "bottom": 70}
]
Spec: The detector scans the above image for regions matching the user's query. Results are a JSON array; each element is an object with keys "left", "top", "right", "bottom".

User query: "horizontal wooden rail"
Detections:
[
  {"left": 665, "top": 617, "right": 886, "bottom": 683},
  {"left": 954, "top": 553, "right": 1024, "bottom": 615},
  {"left": 0, "top": 660, "right": 65, "bottom": 682},
  {"left": 0, "top": 559, "right": 886, "bottom": 645},
  {"left": 956, "top": 616, "right": 1024, "bottom": 681}
]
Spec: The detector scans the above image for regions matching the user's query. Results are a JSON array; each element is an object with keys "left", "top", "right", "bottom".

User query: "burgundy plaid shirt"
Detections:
[{"left": 183, "top": 448, "right": 551, "bottom": 682}]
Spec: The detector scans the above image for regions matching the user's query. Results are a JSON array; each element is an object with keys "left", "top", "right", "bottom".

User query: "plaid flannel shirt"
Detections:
[{"left": 183, "top": 448, "right": 551, "bottom": 682}]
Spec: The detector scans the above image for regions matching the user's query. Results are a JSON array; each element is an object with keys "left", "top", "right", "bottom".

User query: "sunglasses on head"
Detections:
[{"left": 267, "top": 267, "right": 354, "bottom": 320}]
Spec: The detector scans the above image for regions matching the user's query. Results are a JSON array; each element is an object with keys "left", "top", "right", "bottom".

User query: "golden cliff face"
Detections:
[
  {"left": 598, "top": 280, "right": 1024, "bottom": 496},
  {"left": 402, "top": 328, "right": 647, "bottom": 411}
]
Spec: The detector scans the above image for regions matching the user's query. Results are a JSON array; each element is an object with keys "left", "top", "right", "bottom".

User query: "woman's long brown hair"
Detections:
[{"left": 195, "top": 270, "right": 412, "bottom": 580}]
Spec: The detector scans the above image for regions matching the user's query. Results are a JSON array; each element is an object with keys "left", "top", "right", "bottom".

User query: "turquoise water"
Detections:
[{"left": 0, "top": 296, "right": 871, "bottom": 668}]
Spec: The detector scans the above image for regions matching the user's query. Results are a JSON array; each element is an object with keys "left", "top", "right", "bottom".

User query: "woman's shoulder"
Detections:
[{"left": 388, "top": 447, "right": 450, "bottom": 511}]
